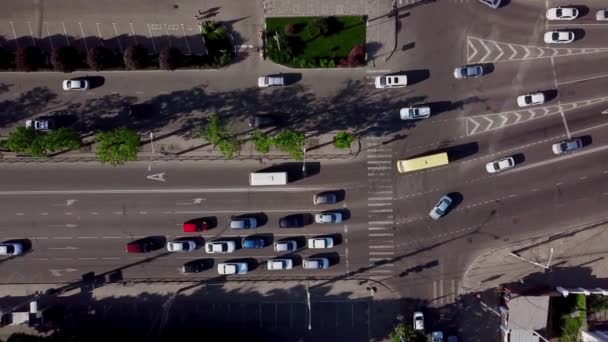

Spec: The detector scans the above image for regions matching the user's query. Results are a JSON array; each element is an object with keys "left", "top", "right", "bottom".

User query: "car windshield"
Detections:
[
  {"left": 525, "top": 96, "right": 532, "bottom": 104},
  {"left": 4, "top": 246, "right": 14, "bottom": 254},
  {"left": 221, "top": 244, "right": 227, "bottom": 251},
  {"left": 552, "top": 32, "right": 559, "bottom": 40},
  {"left": 556, "top": 9, "right": 562, "bottom": 16},
  {"left": 379, "top": 77, "right": 386, "bottom": 86},
  {"left": 492, "top": 163, "right": 500, "bottom": 170}
]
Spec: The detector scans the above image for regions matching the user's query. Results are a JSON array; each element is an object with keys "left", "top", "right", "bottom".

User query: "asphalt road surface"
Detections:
[{"left": 3, "top": 0, "right": 608, "bottom": 340}]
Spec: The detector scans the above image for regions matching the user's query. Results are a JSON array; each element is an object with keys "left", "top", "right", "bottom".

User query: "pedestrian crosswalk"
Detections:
[
  {"left": 429, "top": 278, "right": 462, "bottom": 307},
  {"left": 365, "top": 137, "right": 396, "bottom": 276}
]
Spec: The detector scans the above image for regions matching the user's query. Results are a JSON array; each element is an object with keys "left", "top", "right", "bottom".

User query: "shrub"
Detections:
[
  {"left": 159, "top": 47, "right": 182, "bottom": 70},
  {"left": 86, "top": 46, "right": 115, "bottom": 71},
  {"left": 334, "top": 132, "right": 354, "bottom": 150},
  {"left": 123, "top": 45, "right": 148, "bottom": 70},
  {"left": 196, "top": 114, "right": 241, "bottom": 159},
  {"left": 252, "top": 130, "right": 273, "bottom": 154},
  {"left": 15, "top": 46, "right": 43, "bottom": 71},
  {"left": 312, "top": 17, "right": 330, "bottom": 36},
  {"left": 201, "top": 21, "right": 227, "bottom": 40},
  {"left": 284, "top": 23, "right": 298, "bottom": 35},
  {"left": 95, "top": 127, "right": 140, "bottom": 166},
  {"left": 273, "top": 129, "right": 304, "bottom": 160},
  {"left": 215, "top": 49, "right": 231, "bottom": 67},
  {"left": 346, "top": 44, "right": 366, "bottom": 67}
]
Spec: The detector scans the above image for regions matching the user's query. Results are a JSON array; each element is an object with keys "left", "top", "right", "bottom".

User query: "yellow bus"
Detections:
[{"left": 396, "top": 152, "right": 449, "bottom": 173}]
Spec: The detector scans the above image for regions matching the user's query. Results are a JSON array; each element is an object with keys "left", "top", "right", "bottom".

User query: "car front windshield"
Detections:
[
  {"left": 556, "top": 9, "right": 562, "bottom": 16},
  {"left": 435, "top": 208, "right": 444, "bottom": 215},
  {"left": 552, "top": 32, "right": 559, "bottom": 40},
  {"left": 525, "top": 96, "right": 532, "bottom": 104}
]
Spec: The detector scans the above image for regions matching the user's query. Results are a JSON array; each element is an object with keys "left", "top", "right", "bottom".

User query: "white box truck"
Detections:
[{"left": 249, "top": 172, "right": 288, "bottom": 186}]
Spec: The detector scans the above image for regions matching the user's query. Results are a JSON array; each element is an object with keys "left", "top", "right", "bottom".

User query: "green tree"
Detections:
[
  {"left": 3, "top": 127, "right": 40, "bottom": 155},
  {"left": 44, "top": 128, "right": 82, "bottom": 153},
  {"left": 390, "top": 323, "right": 424, "bottom": 342},
  {"left": 334, "top": 131, "right": 354, "bottom": 150},
  {"left": 201, "top": 21, "right": 227, "bottom": 40},
  {"left": 252, "top": 130, "right": 273, "bottom": 154},
  {"left": 273, "top": 129, "right": 304, "bottom": 160},
  {"left": 196, "top": 114, "right": 241, "bottom": 159},
  {"left": 95, "top": 127, "right": 140, "bottom": 166}
]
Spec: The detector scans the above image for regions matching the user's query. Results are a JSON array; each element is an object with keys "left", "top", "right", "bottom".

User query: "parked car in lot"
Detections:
[
  {"left": 248, "top": 114, "right": 276, "bottom": 128},
  {"left": 229, "top": 216, "right": 258, "bottom": 229},
  {"left": 258, "top": 75, "right": 285, "bottom": 88},
  {"left": 552, "top": 138, "right": 583, "bottom": 155},
  {"left": 242, "top": 236, "right": 266, "bottom": 249},
  {"left": 25, "top": 119, "right": 54, "bottom": 131},
  {"left": 517, "top": 92, "right": 545, "bottom": 107},
  {"left": 274, "top": 240, "right": 297, "bottom": 252},
  {"left": 453, "top": 64, "right": 484, "bottom": 79},
  {"left": 125, "top": 238, "right": 162, "bottom": 253},
  {"left": 217, "top": 262, "right": 248, "bottom": 275},
  {"left": 63, "top": 78, "right": 89, "bottom": 90},
  {"left": 307, "top": 237, "right": 334, "bottom": 249},
  {"left": 544, "top": 30, "right": 575, "bottom": 44},
  {"left": 182, "top": 219, "right": 210, "bottom": 232},
  {"left": 181, "top": 259, "right": 212, "bottom": 273},
  {"left": 302, "top": 257, "right": 329, "bottom": 269},
  {"left": 485, "top": 157, "right": 515, "bottom": 173},
  {"left": 374, "top": 75, "right": 407, "bottom": 89},
  {"left": 267, "top": 258, "right": 293, "bottom": 270},
  {"left": 413, "top": 311, "right": 424, "bottom": 332},
  {"left": 166, "top": 240, "right": 197, "bottom": 252},
  {"left": 400, "top": 106, "right": 431, "bottom": 120},
  {"left": 315, "top": 212, "right": 343, "bottom": 224},
  {"left": 313, "top": 191, "right": 337, "bottom": 205},
  {"left": 429, "top": 195, "right": 453, "bottom": 220},
  {"left": 0, "top": 242, "right": 24, "bottom": 256},
  {"left": 546, "top": 7, "right": 579, "bottom": 20},
  {"left": 279, "top": 214, "right": 309, "bottom": 228},
  {"left": 597, "top": 9, "right": 608, "bottom": 21},
  {"left": 205, "top": 241, "right": 236, "bottom": 254}
]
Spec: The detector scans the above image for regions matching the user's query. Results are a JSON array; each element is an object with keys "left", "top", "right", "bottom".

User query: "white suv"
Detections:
[
  {"left": 374, "top": 75, "right": 407, "bottom": 89},
  {"left": 267, "top": 259, "right": 293, "bottom": 270}
]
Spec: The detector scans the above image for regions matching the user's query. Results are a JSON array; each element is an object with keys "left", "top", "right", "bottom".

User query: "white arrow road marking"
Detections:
[
  {"left": 49, "top": 268, "right": 77, "bottom": 277},
  {"left": 601, "top": 109, "right": 608, "bottom": 114},
  {"left": 482, "top": 116, "right": 494, "bottom": 131},
  {"left": 498, "top": 114, "right": 508, "bottom": 127},
  {"left": 536, "top": 47, "right": 545, "bottom": 58},
  {"left": 523, "top": 46, "right": 531, "bottom": 59},
  {"left": 48, "top": 224, "right": 78, "bottom": 228},
  {"left": 479, "top": 39, "right": 493, "bottom": 63},
  {"left": 508, "top": 44, "right": 518, "bottom": 60},
  {"left": 467, "top": 37, "right": 479, "bottom": 62},
  {"left": 492, "top": 41, "right": 504, "bottom": 61},
  {"left": 513, "top": 112, "right": 522, "bottom": 123},
  {"left": 146, "top": 172, "right": 166, "bottom": 182},
  {"left": 541, "top": 107, "right": 550, "bottom": 116},
  {"left": 66, "top": 199, "right": 77, "bottom": 206},
  {"left": 467, "top": 118, "right": 481, "bottom": 135},
  {"left": 551, "top": 48, "right": 559, "bottom": 57},
  {"left": 49, "top": 246, "right": 79, "bottom": 250},
  {"left": 176, "top": 198, "right": 206, "bottom": 205}
]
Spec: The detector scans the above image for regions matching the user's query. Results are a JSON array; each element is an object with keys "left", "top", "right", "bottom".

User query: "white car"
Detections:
[
  {"left": 267, "top": 258, "right": 293, "bottom": 270},
  {"left": 453, "top": 64, "right": 484, "bottom": 79},
  {"left": 544, "top": 31, "right": 575, "bottom": 44},
  {"left": 546, "top": 7, "right": 579, "bottom": 20},
  {"left": 413, "top": 311, "right": 424, "bottom": 331},
  {"left": 547, "top": 7, "right": 578, "bottom": 20},
  {"left": 217, "top": 262, "right": 248, "bottom": 275},
  {"left": 429, "top": 195, "right": 453, "bottom": 220},
  {"left": 25, "top": 119, "right": 54, "bottom": 131},
  {"left": 597, "top": 10, "right": 608, "bottom": 21},
  {"left": 308, "top": 237, "right": 334, "bottom": 249},
  {"left": 166, "top": 240, "right": 196, "bottom": 252},
  {"left": 315, "top": 212, "right": 343, "bottom": 224},
  {"left": 302, "top": 258, "right": 329, "bottom": 269},
  {"left": 0, "top": 242, "right": 24, "bottom": 256},
  {"left": 205, "top": 241, "right": 236, "bottom": 254},
  {"left": 485, "top": 157, "right": 515, "bottom": 173},
  {"left": 274, "top": 240, "right": 297, "bottom": 252},
  {"left": 374, "top": 75, "right": 407, "bottom": 89},
  {"left": 62, "top": 79, "right": 89, "bottom": 90},
  {"left": 400, "top": 106, "right": 431, "bottom": 120},
  {"left": 552, "top": 138, "right": 583, "bottom": 155},
  {"left": 517, "top": 92, "right": 545, "bottom": 107},
  {"left": 258, "top": 75, "right": 285, "bottom": 88}
]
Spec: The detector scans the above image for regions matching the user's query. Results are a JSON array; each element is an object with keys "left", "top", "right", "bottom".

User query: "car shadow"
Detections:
[
  {"left": 184, "top": 258, "right": 214, "bottom": 271},
  {"left": 175, "top": 236, "right": 204, "bottom": 250},
  {"left": 85, "top": 76, "right": 105, "bottom": 89},
  {"left": 542, "top": 89, "right": 559, "bottom": 102},
  {"left": 327, "top": 233, "right": 343, "bottom": 246},
  {"left": 280, "top": 73, "right": 302, "bottom": 86},
  {"left": 310, "top": 252, "right": 340, "bottom": 266},
  {"left": 330, "top": 208, "right": 351, "bottom": 221},
  {"left": 404, "top": 69, "right": 430, "bottom": 86},
  {"left": 580, "top": 135, "right": 593, "bottom": 147},
  {"left": 447, "top": 192, "right": 464, "bottom": 212},
  {"left": 248, "top": 233, "right": 274, "bottom": 246},
  {"left": 144, "top": 236, "right": 167, "bottom": 251},
  {"left": 571, "top": 5, "right": 590, "bottom": 17},
  {"left": 288, "top": 254, "right": 303, "bottom": 267},
  {"left": 512, "top": 153, "right": 526, "bottom": 165},
  {"left": 481, "top": 63, "right": 495, "bottom": 75},
  {"left": 569, "top": 28, "right": 586, "bottom": 41}
]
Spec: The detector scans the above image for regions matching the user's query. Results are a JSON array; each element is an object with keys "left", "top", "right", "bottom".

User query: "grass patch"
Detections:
[
  {"left": 265, "top": 16, "right": 366, "bottom": 68},
  {"left": 550, "top": 294, "right": 587, "bottom": 342}
]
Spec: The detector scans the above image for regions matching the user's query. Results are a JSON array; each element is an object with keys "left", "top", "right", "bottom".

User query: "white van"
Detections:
[{"left": 249, "top": 172, "right": 287, "bottom": 186}]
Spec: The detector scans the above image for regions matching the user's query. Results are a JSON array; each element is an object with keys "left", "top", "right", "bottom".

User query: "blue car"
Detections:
[{"left": 242, "top": 237, "right": 265, "bottom": 249}]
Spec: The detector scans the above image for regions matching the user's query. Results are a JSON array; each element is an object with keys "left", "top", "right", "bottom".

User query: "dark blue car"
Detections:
[{"left": 242, "top": 237, "right": 265, "bottom": 249}]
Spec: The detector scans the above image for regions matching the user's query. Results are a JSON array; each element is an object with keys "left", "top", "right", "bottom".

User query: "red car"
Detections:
[{"left": 182, "top": 221, "right": 208, "bottom": 233}]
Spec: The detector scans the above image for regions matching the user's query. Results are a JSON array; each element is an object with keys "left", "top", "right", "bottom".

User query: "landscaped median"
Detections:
[{"left": 264, "top": 16, "right": 366, "bottom": 68}]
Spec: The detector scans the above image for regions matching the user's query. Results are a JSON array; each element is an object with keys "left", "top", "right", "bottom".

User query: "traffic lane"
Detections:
[
  {"left": 553, "top": 53, "right": 608, "bottom": 89},
  {"left": 0, "top": 160, "right": 366, "bottom": 192},
  {"left": 557, "top": 71, "right": 608, "bottom": 104}
]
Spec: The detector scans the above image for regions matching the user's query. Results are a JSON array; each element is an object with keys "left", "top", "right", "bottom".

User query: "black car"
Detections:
[
  {"left": 248, "top": 115, "right": 276, "bottom": 128},
  {"left": 279, "top": 214, "right": 310, "bottom": 228},
  {"left": 181, "top": 259, "right": 213, "bottom": 273}
]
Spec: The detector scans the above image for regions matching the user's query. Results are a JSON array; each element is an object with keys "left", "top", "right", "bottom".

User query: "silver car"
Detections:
[
  {"left": 552, "top": 138, "right": 583, "bottom": 155},
  {"left": 274, "top": 240, "right": 297, "bottom": 252},
  {"left": 307, "top": 237, "right": 334, "bottom": 249},
  {"left": 429, "top": 195, "right": 453, "bottom": 220},
  {"left": 485, "top": 157, "right": 515, "bottom": 173},
  {"left": 217, "top": 262, "right": 248, "bottom": 275},
  {"left": 267, "top": 258, "right": 293, "bottom": 270},
  {"left": 229, "top": 216, "right": 258, "bottom": 229},
  {"left": 453, "top": 64, "right": 484, "bottom": 79},
  {"left": 400, "top": 106, "right": 431, "bottom": 120},
  {"left": 0, "top": 242, "right": 24, "bottom": 256},
  {"left": 302, "top": 258, "right": 329, "bottom": 269},
  {"left": 315, "top": 212, "right": 343, "bottom": 224},
  {"left": 258, "top": 75, "right": 285, "bottom": 88},
  {"left": 313, "top": 192, "right": 337, "bottom": 205}
]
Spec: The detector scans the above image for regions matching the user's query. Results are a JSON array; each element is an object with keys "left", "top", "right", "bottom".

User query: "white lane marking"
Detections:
[
  {"left": 367, "top": 160, "right": 391, "bottom": 164},
  {"left": 369, "top": 245, "right": 394, "bottom": 249},
  {"left": 40, "top": 212, "right": 48, "bottom": 216},
  {"left": 508, "top": 143, "right": 608, "bottom": 175},
  {"left": 557, "top": 73, "right": 608, "bottom": 86},
  {"left": 368, "top": 197, "right": 393, "bottom": 201},
  {"left": 102, "top": 257, "right": 120, "bottom": 260},
  {"left": 78, "top": 22, "right": 88, "bottom": 50},
  {"left": 16, "top": 212, "right": 24, "bottom": 216},
  {"left": 368, "top": 227, "right": 388, "bottom": 231},
  {"left": 66, "top": 199, "right": 77, "bottom": 206},
  {"left": 369, "top": 209, "right": 393, "bottom": 213},
  {"left": 368, "top": 269, "right": 392, "bottom": 274},
  {"left": 50, "top": 268, "right": 77, "bottom": 276},
  {"left": 146, "top": 23, "right": 157, "bottom": 52},
  {"left": 174, "top": 208, "right": 326, "bottom": 214},
  {"left": 368, "top": 203, "right": 391, "bottom": 207},
  {"left": 0, "top": 187, "right": 333, "bottom": 195},
  {"left": 369, "top": 251, "right": 394, "bottom": 255},
  {"left": 61, "top": 22, "right": 70, "bottom": 45},
  {"left": 368, "top": 221, "right": 393, "bottom": 225},
  {"left": 367, "top": 154, "right": 392, "bottom": 158},
  {"left": 26, "top": 21, "right": 36, "bottom": 46},
  {"left": 369, "top": 233, "right": 394, "bottom": 237},
  {"left": 550, "top": 56, "right": 571, "bottom": 139},
  {"left": 113, "top": 23, "right": 124, "bottom": 53},
  {"left": 102, "top": 236, "right": 122, "bottom": 239},
  {"left": 48, "top": 246, "right": 79, "bottom": 250}
]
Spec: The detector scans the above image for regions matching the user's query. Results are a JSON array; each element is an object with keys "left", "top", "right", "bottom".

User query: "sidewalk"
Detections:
[
  {"left": 462, "top": 219, "right": 608, "bottom": 294},
  {"left": 0, "top": 132, "right": 360, "bottom": 164}
]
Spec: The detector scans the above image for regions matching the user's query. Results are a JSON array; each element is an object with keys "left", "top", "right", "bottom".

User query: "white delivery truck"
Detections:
[{"left": 249, "top": 172, "right": 288, "bottom": 186}]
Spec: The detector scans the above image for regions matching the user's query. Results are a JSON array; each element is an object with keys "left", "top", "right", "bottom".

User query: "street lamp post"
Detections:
[
  {"left": 148, "top": 132, "right": 155, "bottom": 172},
  {"left": 302, "top": 144, "right": 307, "bottom": 177},
  {"left": 306, "top": 283, "right": 312, "bottom": 330}
]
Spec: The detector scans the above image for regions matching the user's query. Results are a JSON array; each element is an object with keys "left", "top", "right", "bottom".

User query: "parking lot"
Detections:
[{"left": 0, "top": 19, "right": 205, "bottom": 55}]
